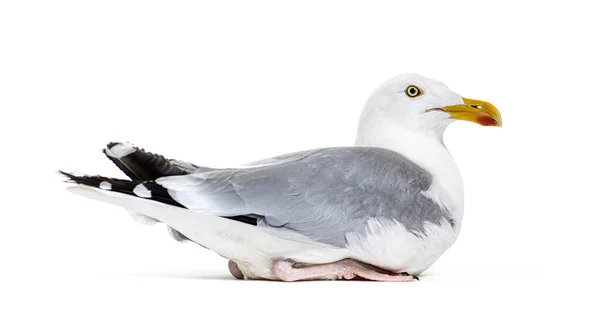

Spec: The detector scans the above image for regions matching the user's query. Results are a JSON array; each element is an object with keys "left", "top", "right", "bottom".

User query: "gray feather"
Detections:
[{"left": 156, "top": 147, "right": 451, "bottom": 247}]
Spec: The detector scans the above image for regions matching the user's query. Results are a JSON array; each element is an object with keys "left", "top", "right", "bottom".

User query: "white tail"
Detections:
[{"left": 67, "top": 186, "right": 347, "bottom": 279}]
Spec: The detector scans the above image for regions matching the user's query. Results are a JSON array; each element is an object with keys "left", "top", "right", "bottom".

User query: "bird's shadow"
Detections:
[
  {"left": 132, "top": 270, "right": 238, "bottom": 281},
  {"left": 131, "top": 270, "right": 435, "bottom": 282}
]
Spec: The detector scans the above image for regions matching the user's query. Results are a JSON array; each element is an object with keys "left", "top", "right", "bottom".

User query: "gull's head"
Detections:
[{"left": 356, "top": 74, "right": 502, "bottom": 145}]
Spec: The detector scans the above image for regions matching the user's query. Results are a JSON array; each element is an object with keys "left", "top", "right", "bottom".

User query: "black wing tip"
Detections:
[
  {"left": 58, "top": 171, "right": 119, "bottom": 188},
  {"left": 58, "top": 170, "right": 98, "bottom": 188},
  {"left": 59, "top": 171, "right": 259, "bottom": 226},
  {"left": 103, "top": 142, "right": 190, "bottom": 180},
  {"left": 106, "top": 141, "right": 120, "bottom": 148},
  {"left": 58, "top": 170, "right": 75, "bottom": 182}
]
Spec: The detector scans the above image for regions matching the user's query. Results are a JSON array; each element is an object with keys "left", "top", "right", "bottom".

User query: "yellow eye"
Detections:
[{"left": 405, "top": 85, "right": 423, "bottom": 98}]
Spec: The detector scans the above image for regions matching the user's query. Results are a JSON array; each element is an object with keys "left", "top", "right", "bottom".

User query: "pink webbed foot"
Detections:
[
  {"left": 228, "top": 260, "right": 245, "bottom": 280},
  {"left": 272, "top": 259, "right": 418, "bottom": 282}
]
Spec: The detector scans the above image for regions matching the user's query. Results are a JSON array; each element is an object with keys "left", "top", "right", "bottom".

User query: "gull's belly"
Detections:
[{"left": 344, "top": 218, "right": 459, "bottom": 274}]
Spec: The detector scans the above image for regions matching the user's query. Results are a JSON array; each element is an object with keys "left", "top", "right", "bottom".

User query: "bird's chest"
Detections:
[{"left": 345, "top": 218, "right": 459, "bottom": 274}]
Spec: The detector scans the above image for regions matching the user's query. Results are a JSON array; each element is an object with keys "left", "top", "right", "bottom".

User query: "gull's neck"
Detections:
[{"left": 355, "top": 120, "right": 464, "bottom": 223}]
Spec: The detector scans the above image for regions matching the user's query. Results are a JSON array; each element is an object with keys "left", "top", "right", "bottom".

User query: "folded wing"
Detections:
[{"left": 157, "top": 147, "right": 451, "bottom": 247}]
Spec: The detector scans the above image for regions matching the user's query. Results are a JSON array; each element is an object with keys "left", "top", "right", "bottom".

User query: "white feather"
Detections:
[
  {"left": 104, "top": 142, "right": 136, "bottom": 158},
  {"left": 345, "top": 218, "right": 459, "bottom": 275},
  {"left": 68, "top": 186, "right": 348, "bottom": 280},
  {"left": 132, "top": 184, "right": 151, "bottom": 198},
  {"left": 99, "top": 181, "right": 111, "bottom": 190}
]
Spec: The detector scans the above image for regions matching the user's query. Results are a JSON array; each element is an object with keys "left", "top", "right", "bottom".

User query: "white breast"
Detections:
[{"left": 345, "top": 217, "right": 459, "bottom": 274}]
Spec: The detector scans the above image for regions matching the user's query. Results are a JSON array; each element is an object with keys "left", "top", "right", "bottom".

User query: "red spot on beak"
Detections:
[{"left": 476, "top": 114, "right": 498, "bottom": 126}]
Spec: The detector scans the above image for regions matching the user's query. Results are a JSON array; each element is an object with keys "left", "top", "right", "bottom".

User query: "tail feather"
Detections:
[
  {"left": 60, "top": 171, "right": 258, "bottom": 226},
  {"left": 60, "top": 171, "right": 183, "bottom": 207},
  {"left": 61, "top": 141, "right": 257, "bottom": 229}
]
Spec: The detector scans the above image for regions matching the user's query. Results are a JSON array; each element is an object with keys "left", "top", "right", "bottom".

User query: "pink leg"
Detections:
[
  {"left": 228, "top": 260, "right": 244, "bottom": 280},
  {"left": 272, "top": 259, "right": 418, "bottom": 282}
]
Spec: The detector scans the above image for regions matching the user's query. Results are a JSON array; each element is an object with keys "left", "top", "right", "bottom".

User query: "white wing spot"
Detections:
[
  {"left": 105, "top": 142, "right": 136, "bottom": 158},
  {"left": 99, "top": 181, "right": 112, "bottom": 190},
  {"left": 133, "top": 184, "right": 152, "bottom": 198}
]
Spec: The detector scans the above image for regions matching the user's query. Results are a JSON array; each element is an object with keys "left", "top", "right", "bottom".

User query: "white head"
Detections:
[
  {"left": 355, "top": 74, "right": 501, "bottom": 146},
  {"left": 354, "top": 74, "right": 502, "bottom": 224}
]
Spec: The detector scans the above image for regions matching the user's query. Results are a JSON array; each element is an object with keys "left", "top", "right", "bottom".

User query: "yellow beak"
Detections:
[{"left": 428, "top": 98, "right": 502, "bottom": 127}]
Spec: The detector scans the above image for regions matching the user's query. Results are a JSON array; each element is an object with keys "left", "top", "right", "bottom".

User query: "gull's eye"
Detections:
[{"left": 405, "top": 85, "right": 423, "bottom": 98}]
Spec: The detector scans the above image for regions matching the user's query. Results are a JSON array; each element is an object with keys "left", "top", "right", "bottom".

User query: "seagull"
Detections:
[{"left": 62, "top": 74, "right": 501, "bottom": 282}]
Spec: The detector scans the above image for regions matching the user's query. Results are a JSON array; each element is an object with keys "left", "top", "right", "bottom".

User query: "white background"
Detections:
[{"left": 1, "top": 1, "right": 599, "bottom": 320}]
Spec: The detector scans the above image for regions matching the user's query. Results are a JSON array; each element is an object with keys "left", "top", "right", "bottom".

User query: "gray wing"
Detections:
[{"left": 156, "top": 147, "right": 451, "bottom": 247}]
